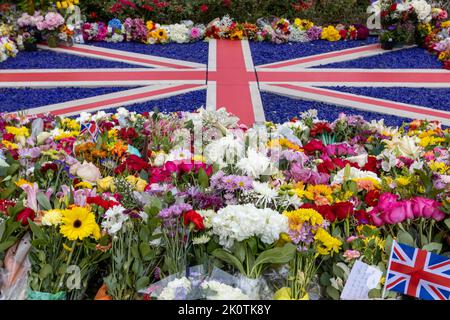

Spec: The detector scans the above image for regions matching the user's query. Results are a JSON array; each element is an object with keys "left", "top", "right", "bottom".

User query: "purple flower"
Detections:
[
  {"left": 288, "top": 163, "right": 330, "bottom": 185},
  {"left": 307, "top": 26, "right": 322, "bottom": 40},
  {"left": 158, "top": 203, "right": 193, "bottom": 219}
]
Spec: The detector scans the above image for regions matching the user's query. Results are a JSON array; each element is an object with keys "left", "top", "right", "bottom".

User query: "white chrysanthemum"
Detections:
[
  {"left": 211, "top": 204, "right": 288, "bottom": 248},
  {"left": 201, "top": 280, "right": 249, "bottom": 300},
  {"left": 332, "top": 167, "right": 381, "bottom": 185},
  {"left": 41, "top": 210, "right": 63, "bottom": 226},
  {"left": 236, "top": 149, "right": 271, "bottom": 178},
  {"left": 410, "top": 0, "right": 432, "bottom": 22},
  {"left": 204, "top": 135, "right": 245, "bottom": 168},
  {"left": 193, "top": 234, "right": 211, "bottom": 245},
  {"left": 158, "top": 277, "right": 192, "bottom": 300},
  {"left": 101, "top": 205, "right": 129, "bottom": 235},
  {"left": 168, "top": 23, "right": 189, "bottom": 43},
  {"left": 251, "top": 181, "right": 279, "bottom": 208}
]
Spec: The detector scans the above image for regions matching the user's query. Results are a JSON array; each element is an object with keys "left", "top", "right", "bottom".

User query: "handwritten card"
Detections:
[{"left": 340, "top": 260, "right": 382, "bottom": 300}]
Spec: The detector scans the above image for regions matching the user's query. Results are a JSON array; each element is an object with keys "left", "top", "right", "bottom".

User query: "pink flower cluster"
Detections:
[
  {"left": 36, "top": 12, "right": 65, "bottom": 31},
  {"left": 123, "top": 18, "right": 147, "bottom": 42},
  {"left": 17, "top": 12, "right": 44, "bottom": 28},
  {"left": 369, "top": 193, "right": 445, "bottom": 226}
]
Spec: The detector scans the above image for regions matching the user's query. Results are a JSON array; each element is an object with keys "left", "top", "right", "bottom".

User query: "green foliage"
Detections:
[{"left": 79, "top": 0, "right": 370, "bottom": 25}]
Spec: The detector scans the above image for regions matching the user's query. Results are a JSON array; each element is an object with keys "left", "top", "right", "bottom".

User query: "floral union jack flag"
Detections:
[{"left": 385, "top": 241, "right": 450, "bottom": 300}]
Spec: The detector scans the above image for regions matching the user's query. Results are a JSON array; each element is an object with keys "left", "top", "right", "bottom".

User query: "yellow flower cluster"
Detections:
[
  {"left": 314, "top": 228, "right": 342, "bottom": 255},
  {"left": 441, "top": 21, "right": 450, "bottom": 28},
  {"left": 41, "top": 209, "right": 63, "bottom": 226},
  {"left": 54, "top": 130, "right": 80, "bottom": 141},
  {"left": 267, "top": 138, "right": 303, "bottom": 152},
  {"left": 2, "top": 140, "right": 19, "bottom": 150},
  {"left": 126, "top": 175, "right": 148, "bottom": 192},
  {"left": 61, "top": 118, "right": 81, "bottom": 131},
  {"left": 429, "top": 161, "right": 450, "bottom": 174},
  {"left": 294, "top": 18, "right": 314, "bottom": 31},
  {"left": 395, "top": 176, "right": 411, "bottom": 187},
  {"left": 56, "top": 0, "right": 79, "bottom": 10},
  {"left": 283, "top": 208, "right": 324, "bottom": 229},
  {"left": 438, "top": 51, "right": 449, "bottom": 61},
  {"left": 147, "top": 28, "right": 168, "bottom": 44},
  {"left": 321, "top": 26, "right": 341, "bottom": 41},
  {"left": 97, "top": 176, "right": 115, "bottom": 192},
  {"left": 304, "top": 184, "right": 333, "bottom": 205},
  {"left": 5, "top": 126, "right": 30, "bottom": 138}
]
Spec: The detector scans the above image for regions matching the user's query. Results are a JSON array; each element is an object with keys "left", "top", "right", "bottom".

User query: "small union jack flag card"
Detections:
[{"left": 385, "top": 241, "right": 450, "bottom": 300}]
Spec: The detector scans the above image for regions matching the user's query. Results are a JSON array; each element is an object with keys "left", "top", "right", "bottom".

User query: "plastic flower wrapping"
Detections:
[{"left": 0, "top": 105, "right": 447, "bottom": 300}]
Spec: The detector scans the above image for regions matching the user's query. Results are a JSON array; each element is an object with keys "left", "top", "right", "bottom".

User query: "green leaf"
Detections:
[
  {"left": 368, "top": 289, "right": 381, "bottom": 299},
  {"left": 422, "top": 242, "right": 442, "bottom": 254},
  {"left": 211, "top": 249, "right": 245, "bottom": 274},
  {"left": 197, "top": 168, "right": 209, "bottom": 189},
  {"left": 326, "top": 285, "right": 340, "bottom": 300},
  {"left": 444, "top": 218, "right": 450, "bottom": 231},
  {"left": 252, "top": 243, "right": 297, "bottom": 271},
  {"left": 385, "top": 235, "right": 393, "bottom": 256},
  {"left": 139, "top": 243, "right": 152, "bottom": 260},
  {"left": 38, "top": 264, "right": 53, "bottom": 280},
  {"left": 332, "top": 264, "right": 346, "bottom": 279},
  {"left": 136, "top": 276, "right": 150, "bottom": 290},
  {"left": 37, "top": 192, "right": 52, "bottom": 211},
  {"left": 233, "top": 241, "right": 246, "bottom": 263},
  {"left": 28, "top": 220, "right": 45, "bottom": 241},
  {"left": 320, "top": 272, "right": 332, "bottom": 286},
  {"left": 397, "top": 230, "right": 415, "bottom": 247},
  {"left": 0, "top": 238, "right": 17, "bottom": 252},
  {"left": 0, "top": 220, "right": 5, "bottom": 239}
]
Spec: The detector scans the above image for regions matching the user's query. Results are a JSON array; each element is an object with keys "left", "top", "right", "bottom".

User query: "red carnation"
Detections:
[
  {"left": 332, "top": 201, "right": 354, "bottom": 220},
  {"left": 354, "top": 209, "right": 371, "bottom": 224},
  {"left": 390, "top": 3, "right": 397, "bottom": 11},
  {"left": 310, "top": 122, "right": 332, "bottom": 137},
  {"left": 303, "top": 139, "right": 325, "bottom": 155},
  {"left": 317, "top": 159, "right": 335, "bottom": 174},
  {"left": 40, "top": 162, "right": 58, "bottom": 173},
  {"left": 339, "top": 30, "right": 348, "bottom": 39},
  {"left": 200, "top": 4, "right": 208, "bottom": 12},
  {"left": 183, "top": 210, "right": 205, "bottom": 231},
  {"left": 2, "top": 133, "right": 15, "bottom": 141},
  {"left": 301, "top": 203, "right": 336, "bottom": 222},
  {"left": 115, "top": 155, "right": 150, "bottom": 174},
  {"left": 16, "top": 208, "right": 36, "bottom": 226}
]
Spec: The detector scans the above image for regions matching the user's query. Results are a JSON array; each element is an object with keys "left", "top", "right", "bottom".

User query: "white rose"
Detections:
[{"left": 75, "top": 161, "right": 102, "bottom": 184}]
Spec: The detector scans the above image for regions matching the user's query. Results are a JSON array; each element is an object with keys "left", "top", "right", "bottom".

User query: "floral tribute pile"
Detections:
[{"left": 0, "top": 107, "right": 448, "bottom": 300}]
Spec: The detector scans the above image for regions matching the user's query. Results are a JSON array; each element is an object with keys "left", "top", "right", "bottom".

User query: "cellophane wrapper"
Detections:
[{"left": 0, "top": 233, "right": 31, "bottom": 300}]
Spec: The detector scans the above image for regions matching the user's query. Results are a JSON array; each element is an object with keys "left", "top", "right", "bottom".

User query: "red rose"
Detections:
[
  {"left": 354, "top": 209, "right": 371, "bottom": 224},
  {"left": 390, "top": 3, "right": 397, "bottom": 11},
  {"left": 364, "top": 189, "right": 380, "bottom": 207},
  {"left": 16, "top": 208, "right": 35, "bottom": 226},
  {"left": 317, "top": 159, "right": 335, "bottom": 174},
  {"left": 362, "top": 156, "right": 379, "bottom": 173},
  {"left": 183, "top": 210, "right": 205, "bottom": 231},
  {"left": 303, "top": 139, "right": 325, "bottom": 155},
  {"left": 332, "top": 201, "right": 354, "bottom": 220},
  {"left": 40, "top": 162, "right": 58, "bottom": 173},
  {"left": 115, "top": 155, "right": 149, "bottom": 174},
  {"left": 339, "top": 30, "right": 348, "bottom": 39},
  {"left": 200, "top": 4, "right": 208, "bottom": 12}
]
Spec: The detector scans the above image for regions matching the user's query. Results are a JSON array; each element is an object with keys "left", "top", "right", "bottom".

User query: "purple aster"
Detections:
[{"left": 157, "top": 203, "right": 193, "bottom": 219}]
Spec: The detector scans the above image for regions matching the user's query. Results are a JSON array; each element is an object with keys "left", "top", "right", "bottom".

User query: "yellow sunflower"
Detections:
[
  {"left": 60, "top": 206, "right": 100, "bottom": 241},
  {"left": 155, "top": 28, "right": 168, "bottom": 41}
]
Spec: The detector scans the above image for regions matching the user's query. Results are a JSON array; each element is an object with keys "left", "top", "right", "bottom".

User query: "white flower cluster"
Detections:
[
  {"left": 410, "top": 0, "right": 433, "bottom": 22},
  {"left": 332, "top": 166, "right": 381, "bottom": 184},
  {"left": 236, "top": 148, "right": 272, "bottom": 178},
  {"left": 101, "top": 205, "right": 129, "bottom": 235},
  {"left": 201, "top": 280, "right": 249, "bottom": 300},
  {"left": 211, "top": 204, "right": 288, "bottom": 248},
  {"left": 158, "top": 277, "right": 192, "bottom": 300},
  {"left": 204, "top": 135, "right": 245, "bottom": 168},
  {"left": 165, "top": 23, "right": 189, "bottom": 43},
  {"left": 0, "top": 37, "right": 18, "bottom": 63}
]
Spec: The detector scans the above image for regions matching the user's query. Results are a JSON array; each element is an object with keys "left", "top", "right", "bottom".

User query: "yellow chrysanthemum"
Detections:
[
  {"left": 305, "top": 184, "right": 333, "bottom": 204},
  {"left": 395, "top": 176, "right": 411, "bottom": 186},
  {"left": 419, "top": 136, "right": 445, "bottom": 147},
  {"left": 41, "top": 209, "right": 63, "bottom": 226},
  {"left": 60, "top": 206, "right": 100, "bottom": 241},
  {"left": 5, "top": 126, "right": 30, "bottom": 138},
  {"left": 2, "top": 140, "right": 19, "bottom": 149},
  {"left": 146, "top": 20, "right": 154, "bottom": 31},
  {"left": 441, "top": 21, "right": 450, "bottom": 28},
  {"left": 61, "top": 118, "right": 81, "bottom": 131},
  {"left": 283, "top": 208, "right": 324, "bottom": 229},
  {"left": 314, "top": 228, "right": 342, "bottom": 255},
  {"left": 54, "top": 131, "right": 79, "bottom": 141}
]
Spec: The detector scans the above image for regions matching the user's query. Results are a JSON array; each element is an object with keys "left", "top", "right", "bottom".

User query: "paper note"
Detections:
[{"left": 340, "top": 260, "right": 382, "bottom": 300}]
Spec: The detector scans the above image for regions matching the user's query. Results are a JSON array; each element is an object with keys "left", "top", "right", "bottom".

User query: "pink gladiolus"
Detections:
[{"left": 20, "top": 182, "right": 39, "bottom": 212}]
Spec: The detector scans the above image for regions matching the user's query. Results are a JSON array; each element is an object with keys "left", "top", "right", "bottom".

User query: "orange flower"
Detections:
[{"left": 110, "top": 140, "right": 127, "bottom": 158}]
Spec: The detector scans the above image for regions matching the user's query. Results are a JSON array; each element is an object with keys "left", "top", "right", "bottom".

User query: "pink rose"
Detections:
[{"left": 411, "top": 197, "right": 445, "bottom": 221}]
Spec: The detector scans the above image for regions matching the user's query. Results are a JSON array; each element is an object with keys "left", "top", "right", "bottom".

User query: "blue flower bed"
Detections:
[
  {"left": 322, "top": 87, "right": 450, "bottom": 112},
  {"left": 103, "top": 90, "right": 206, "bottom": 114},
  {"left": 91, "top": 41, "right": 209, "bottom": 64},
  {"left": 261, "top": 91, "right": 411, "bottom": 127},
  {"left": 250, "top": 37, "right": 378, "bottom": 66},
  {"left": 0, "top": 87, "right": 130, "bottom": 111},
  {"left": 314, "top": 47, "right": 442, "bottom": 69},
  {"left": 0, "top": 50, "right": 140, "bottom": 69}
]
